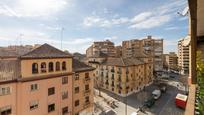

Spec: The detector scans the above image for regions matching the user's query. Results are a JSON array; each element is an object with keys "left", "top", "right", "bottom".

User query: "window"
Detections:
[
  {"left": 85, "top": 84, "right": 89, "bottom": 90},
  {"left": 48, "top": 87, "right": 55, "bottom": 96},
  {"left": 32, "top": 63, "right": 38, "bottom": 74},
  {"left": 31, "top": 84, "right": 38, "bottom": 91},
  {"left": 30, "top": 100, "right": 38, "bottom": 110},
  {"left": 74, "top": 87, "right": 79, "bottom": 94},
  {"left": 85, "top": 96, "right": 89, "bottom": 103},
  {"left": 62, "top": 77, "right": 68, "bottom": 84},
  {"left": 49, "top": 62, "right": 54, "bottom": 72},
  {"left": 62, "top": 106, "right": 68, "bottom": 115},
  {"left": 74, "top": 73, "right": 79, "bottom": 80},
  {"left": 85, "top": 72, "right": 89, "bottom": 77},
  {"left": 62, "top": 61, "right": 66, "bottom": 70},
  {"left": 56, "top": 62, "right": 60, "bottom": 71},
  {"left": 75, "top": 100, "right": 79, "bottom": 107},
  {"left": 41, "top": 62, "right": 46, "bottom": 73},
  {"left": 48, "top": 103, "right": 55, "bottom": 113},
  {"left": 0, "top": 86, "right": 11, "bottom": 96},
  {"left": 0, "top": 106, "right": 12, "bottom": 115},
  {"left": 62, "top": 91, "right": 68, "bottom": 100}
]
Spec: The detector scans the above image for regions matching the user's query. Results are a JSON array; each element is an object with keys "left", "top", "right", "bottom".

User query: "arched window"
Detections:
[
  {"left": 32, "top": 63, "right": 38, "bottom": 74},
  {"left": 62, "top": 61, "right": 66, "bottom": 70},
  {"left": 41, "top": 62, "right": 46, "bottom": 73},
  {"left": 56, "top": 62, "right": 60, "bottom": 71},
  {"left": 49, "top": 62, "right": 54, "bottom": 72}
]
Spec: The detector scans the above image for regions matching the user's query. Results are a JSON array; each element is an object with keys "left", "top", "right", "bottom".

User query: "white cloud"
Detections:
[
  {"left": 82, "top": 0, "right": 187, "bottom": 29},
  {"left": 0, "top": 0, "right": 70, "bottom": 17},
  {"left": 130, "top": 15, "right": 171, "bottom": 29},
  {"left": 130, "top": 12, "right": 152, "bottom": 23},
  {"left": 83, "top": 16, "right": 129, "bottom": 28},
  {"left": 165, "top": 26, "right": 179, "bottom": 30}
]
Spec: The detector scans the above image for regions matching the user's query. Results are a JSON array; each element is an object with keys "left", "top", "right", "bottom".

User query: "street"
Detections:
[{"left": 93, "top": 72, "right": 187, "bottom": 115}]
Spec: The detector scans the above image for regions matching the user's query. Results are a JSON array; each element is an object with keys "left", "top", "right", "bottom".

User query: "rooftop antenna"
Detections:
[
  {"left": 19, "top": 33, "right": 24, "bottom": 46},
  {"left": 177, "top": 6, "right": 189, "bottom": 16},
  {"left": 60, "top": 27, "right": 64, "bottom": 50}
]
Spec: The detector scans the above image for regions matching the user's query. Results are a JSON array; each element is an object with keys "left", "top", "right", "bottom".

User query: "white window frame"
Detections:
[
  {"left": 0, "top": 86, "right": 11, "bottom": 96},
  {"left": 30, "top": 100, "right": 39, "bottom": 110},
  {"left": 31, "top": 84, "right": 38, "bottom": 91}
]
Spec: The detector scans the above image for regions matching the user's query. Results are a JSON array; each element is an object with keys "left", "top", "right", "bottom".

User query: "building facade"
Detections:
[
  {"left": 0, "top": 44, "right": 94, "bottom": 115},
  {"left": 72, "top": 59, "right": 94, "bottom": 115},
  {"left": 163, "top": 52, "right": 178, "bottom": 71},
  {"left": 178, "top": 36, "right": 190, "bottom": 74},
  {"left": 122, "top": 36, "right": 163, "bottom": 72},
  {"left": 86, "top": 40, "right": 116, "bottom": 58},
  {"left": 89, "top": 57, "right": 153, "bottom": 97}
]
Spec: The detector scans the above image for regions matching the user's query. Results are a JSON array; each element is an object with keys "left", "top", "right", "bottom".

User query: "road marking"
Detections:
[{"left": 158, "top": 93, "right": 172, "bottom": 115}]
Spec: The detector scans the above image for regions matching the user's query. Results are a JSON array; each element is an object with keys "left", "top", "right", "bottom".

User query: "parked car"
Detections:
[
  {"left": 152, "top": 89, "right": 161, "bottom": 100},
  {"left": 144, "top": 97, "right": 155, "bottom": 108}
]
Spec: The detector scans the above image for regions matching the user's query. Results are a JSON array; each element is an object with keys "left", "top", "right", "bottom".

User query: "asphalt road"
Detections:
[{"left": 95, "top": 73, "right": 187, "bottom": 115}]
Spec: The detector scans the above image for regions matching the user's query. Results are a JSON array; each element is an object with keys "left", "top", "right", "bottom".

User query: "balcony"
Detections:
[
  {"left": 117, "top": 71, "right": 122, "bottom": 74},
  {"left": 84, "top": 101, "right": 91, "bottom": 108},
  {"left": 111, "top": 83, "right": 114, "bottom": 87},
  {"left": 118, "top": 78, "right": 122, "bottom": 82},
  {"left": 84, "top": 89, "right": 91, "bottom": 95},
  {"left": 111, "top": 69, "right": 115, "bottom": 72},
  {"left": 84, "top": 76, "right": 91, "bottom": 81},
  {"left": 0, "top": 75, "right": 16, "bottom": 82},
  {"left": 105, "top": 81, "right": 109, "bottom": 85}
]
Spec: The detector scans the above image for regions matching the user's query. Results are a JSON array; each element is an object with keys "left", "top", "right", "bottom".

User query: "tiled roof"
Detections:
[
  {"left": 21, "top": 43, "right": 72, "bottom": 59},
  {"left": 101, "top": 57, "right": 144, "bottom": 66},
  {"left": 0, "top": 47, "right": 31, "bottom": 58},
  {"left": 72, "top": 59, "right": 95, "bottom": 72}
]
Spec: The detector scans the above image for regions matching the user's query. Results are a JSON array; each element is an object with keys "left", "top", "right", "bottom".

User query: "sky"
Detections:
[{"left": 0, "top": 0, "right": 188, "bottom": 54}]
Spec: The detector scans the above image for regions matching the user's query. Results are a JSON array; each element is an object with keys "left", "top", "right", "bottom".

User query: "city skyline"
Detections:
[{"left": 0, "top": 0, "right": 188, "bottom": 53}]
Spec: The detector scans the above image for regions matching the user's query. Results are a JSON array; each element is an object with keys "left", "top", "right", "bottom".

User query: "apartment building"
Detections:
[
  {"left": 86, "top": 40, "right": 116, "bottom": 58},
  {"left": 89, "top": 57, "right": 153, "bottom": 97},
  {"left": 115, "top": 45, "right": 122, "bottom": 57},
  {"left": 178, "top": 36, "right": 190, "bottom": 74},
  {"left": 122, "top": 36, "right": 163, "bottom": 72},
  {"left": 0, "top": 44, "right": 94, "bottom": 115},
  {"left": 142, "top": 36, "right": 163, "bottom": 72},
  {"left": 72, "top": 59, "right": 94, "bottom": 115},
  {"left": 163, "top": 52, "right": 178, "bottom": 70}
]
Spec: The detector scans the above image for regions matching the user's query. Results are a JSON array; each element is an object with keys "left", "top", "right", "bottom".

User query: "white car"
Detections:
[{"left": 152, "top": 89, "right": 161, "bottom": 99}]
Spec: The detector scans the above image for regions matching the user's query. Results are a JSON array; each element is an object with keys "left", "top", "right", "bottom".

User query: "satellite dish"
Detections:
[
  {"left": 182, "top": 6, "right": 189, "bottom": 16},
  {"left": 177, "top": 6, "right": 189, "bottom": 16}
]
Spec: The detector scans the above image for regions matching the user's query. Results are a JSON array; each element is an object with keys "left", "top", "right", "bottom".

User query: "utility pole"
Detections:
[{"left": 60, "top": 27, "right": 64, "bottom": 50}]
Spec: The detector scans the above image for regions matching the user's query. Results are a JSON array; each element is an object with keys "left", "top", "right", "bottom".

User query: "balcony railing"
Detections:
[
  {"left": 84, "top": 77, "right": 91, "bottom": 81},
  {"left": 111, "top": 69, "right": 115, "bottom": 72},
  {"left": 84, "top": 89, "right": 91, "bottom": 95},
  {"left": 118, "top": 78, "right": 122, "bottom": 82},
  {"left": 117, "top": 71, "right": 122, "bottom": 74},
  {"left": 111, "top": 84, "right": 114, "bottom": 87},
  {"left": 0, "top": 76, "right": 16, "bottom": 82},
  {"left": 84, "top": 101, "right": 91, "bottom": 108}
]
